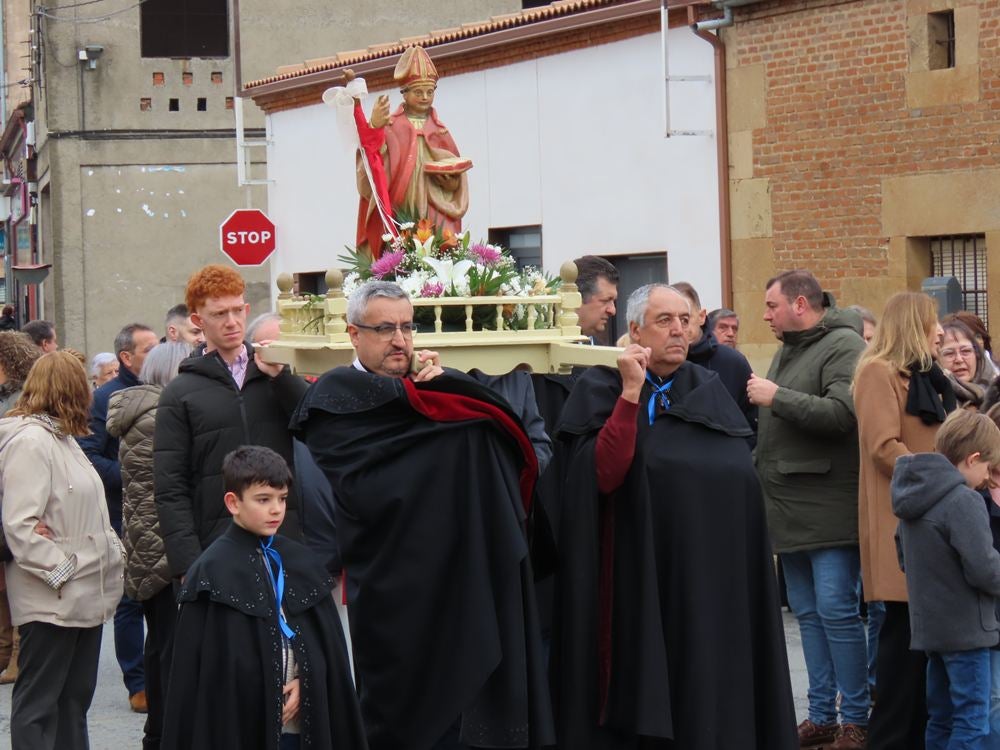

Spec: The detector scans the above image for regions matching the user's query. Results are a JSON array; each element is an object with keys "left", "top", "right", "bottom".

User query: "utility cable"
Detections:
[{"left": 37, "top": 0, "right": 152, "bottom": 24}]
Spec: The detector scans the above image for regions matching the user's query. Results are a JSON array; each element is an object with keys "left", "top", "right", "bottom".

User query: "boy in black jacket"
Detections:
[{"left": 162, "top": 446, "right": 367, "bottom": 750}]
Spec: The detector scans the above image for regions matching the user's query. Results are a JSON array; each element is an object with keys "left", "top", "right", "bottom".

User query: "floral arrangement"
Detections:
[{"left": 338, "top": 219, "right": 558, "bottom": 331}]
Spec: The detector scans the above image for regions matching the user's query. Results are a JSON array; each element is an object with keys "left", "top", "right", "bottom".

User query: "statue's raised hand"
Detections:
[{"left": 370, "top": 95, "right": 391, "bottom": 129}]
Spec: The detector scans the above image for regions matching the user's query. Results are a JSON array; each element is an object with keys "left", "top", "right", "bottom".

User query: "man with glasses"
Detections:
[
  {"left": 154, "top": 265, "right": 307, "bottom": 589},
  {"left": 292, "top": 281, "right": 555, "bottom": 750}
]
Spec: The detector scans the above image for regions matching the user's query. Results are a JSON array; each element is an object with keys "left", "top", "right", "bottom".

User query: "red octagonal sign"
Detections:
[{"left": 219, "top": 209, "right": 277, "bottom": 266}]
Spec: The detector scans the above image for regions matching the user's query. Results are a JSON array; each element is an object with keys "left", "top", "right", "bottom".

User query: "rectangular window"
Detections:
[
  {"left": 604, "top": 253, "right": 668, "bottom": 345},
  {"left": 295, "top": 271, "right": 328, "bottom": 296},
  {"left": 141, "top": 0, "right": 228, "bottom": 59},
  {"left": 930, "top": 234, "right": 987, "bottom": 324},
  {"left": 928, "top": 10, "right": 955, "bottom": 70},
  {"left": 488, "top": 226, "right": 542, "bottom": 271}
]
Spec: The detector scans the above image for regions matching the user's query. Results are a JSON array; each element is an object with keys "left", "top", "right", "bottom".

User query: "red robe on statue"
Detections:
[{"left": 356, "top": 105, "right": 469, "bottom": 258}]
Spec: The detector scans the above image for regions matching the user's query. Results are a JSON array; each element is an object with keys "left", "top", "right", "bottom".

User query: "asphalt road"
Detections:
[{"left": 0, "top": 611, "right": 811, "bottom": 748}]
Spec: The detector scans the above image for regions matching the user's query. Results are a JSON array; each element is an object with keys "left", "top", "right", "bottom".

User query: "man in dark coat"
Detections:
[
  {"left": 291, "top": 281, "right": 554, "bottom": 750},
  {"left": 551, "top": 283, "right": 796, "bottom": 750},
  {"left": 673, "top": 281, "right": 756, "bottom": 437},
  {"left": 154, "top": 265, "right": 307, "bottom": 581},
  {"left": 78, "top": 322, "right": 159, "bottom": 712}
]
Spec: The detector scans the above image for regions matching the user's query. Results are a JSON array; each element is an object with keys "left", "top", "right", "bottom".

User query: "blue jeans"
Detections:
[
  {"left": 113, "top": 594, "right": 145, "bottom": 696},
  {"left": 867, "top": 599, "right": 886, "bottom": 693},
  {"left": 781, "top": 547, "right": 869, "bottom": 726},
  {"left": 987, "top": 651, "right": 1000, "bottom": 749},
  {"left": 926, "top": 649, "right": 990, "bottom": 750}
]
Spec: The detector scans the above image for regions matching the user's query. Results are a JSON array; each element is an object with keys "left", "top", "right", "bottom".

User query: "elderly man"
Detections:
[
  {"left": 291, "top": 281, "right": 554, "bottom": 750},
  {"left": 707, "top": 307, "right": 740, "bottom": 348},
  {"left": 552, "top": 283, "right": 796, "bottom": 750},
  {"left": 748, "top": 270, "right": 868, "bottom": 749}
]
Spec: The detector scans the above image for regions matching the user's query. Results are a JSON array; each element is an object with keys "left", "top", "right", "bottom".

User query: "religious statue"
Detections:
[{"left": 350, "top": 46, "right": 472, "bottom": 259}]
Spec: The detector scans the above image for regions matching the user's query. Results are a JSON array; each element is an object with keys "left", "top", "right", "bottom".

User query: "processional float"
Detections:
[{"left": 263, "top": 46, "right": 621, "bottom": 376}]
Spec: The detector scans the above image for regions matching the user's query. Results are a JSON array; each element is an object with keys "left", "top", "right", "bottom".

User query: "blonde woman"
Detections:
[
  {"left": 0, "top": 351, "right": 124, "bottom": 750},
  {"left": 853, "top": 292, "right": 950, "bottom": 748}
]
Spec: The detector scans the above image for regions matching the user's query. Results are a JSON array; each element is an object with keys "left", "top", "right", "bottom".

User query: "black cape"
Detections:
[
  {"left": 529, "top": 372, "right": 582, "bottom": 631},
  {"left": 161, "top": 524, "right": 367, "bottom": 750},
  {"left": 290, "top": 368, "right": 555, "bottom": 750},
  {"left": 686, "top": 332, "right": 758, "bottom": 442},
  {"left": 551, "top": 364, "right": 797, "bottom": 749}
]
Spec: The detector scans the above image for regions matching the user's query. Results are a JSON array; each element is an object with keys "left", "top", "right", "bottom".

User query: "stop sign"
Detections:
[{"left": 219, "top": 209, "right": 277, "bottom": 266}]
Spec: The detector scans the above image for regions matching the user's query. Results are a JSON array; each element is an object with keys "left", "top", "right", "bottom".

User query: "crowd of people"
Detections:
[{"left": 2, "top": 259, "right": 1000, "bottom": 750}]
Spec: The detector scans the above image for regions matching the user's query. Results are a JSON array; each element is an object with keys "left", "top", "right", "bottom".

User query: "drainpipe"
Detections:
[
  {"left": 689, "top": 0, "right": 768, "bottom": 308},
  {"left": 688, "top": 5, "right": 733, "bottom": 308}
]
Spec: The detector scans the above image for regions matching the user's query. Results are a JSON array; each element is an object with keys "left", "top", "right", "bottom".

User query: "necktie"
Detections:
[
  {"left": 260, "top": 536, "right": 296, "bottom": 640},
  {"left": 646, "top": 372, "right": 674, "bottom": 425}
]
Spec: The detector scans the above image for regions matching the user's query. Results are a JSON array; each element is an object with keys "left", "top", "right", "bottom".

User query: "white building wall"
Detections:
[{"left": 266, "top": 28, "right": 723, "bottom": 307}]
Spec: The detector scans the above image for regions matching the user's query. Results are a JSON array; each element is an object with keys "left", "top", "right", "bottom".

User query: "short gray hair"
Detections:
[
  {"left": 114, "top": 323, "right": 154, "bottom": 357},
  {"left": 626, "top": 284, "right": 690, "bottom": 327},
  {"left": 247, "top": 312, "right": 282, "bottom": 343},
  {"left": 347, "top": 281, "right": 410, "bottom": 325},
  {"left": 707, "top": 308, "right": 738, "bottom": 328},
  {"left": 139, "top": 341, "right": 192, "bottom": 387},
  {"left": 89, "top": 351, "right": 116, "bottom": 378}
]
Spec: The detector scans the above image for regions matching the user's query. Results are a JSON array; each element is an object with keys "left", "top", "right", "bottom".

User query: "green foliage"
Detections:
[{"left": 337, "top": 245, "right": 372, "bottom": 275}]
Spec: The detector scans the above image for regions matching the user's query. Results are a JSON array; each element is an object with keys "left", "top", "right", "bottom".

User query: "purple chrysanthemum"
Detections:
[
  {"left": 420, "top": 281, "right": 445, "bottom": 298},
  {"left": 470, "top": 243, "right": 502, "bottom": 266},
  {"left": 370, "top": 250, "right": 405, "bottom": 279}
]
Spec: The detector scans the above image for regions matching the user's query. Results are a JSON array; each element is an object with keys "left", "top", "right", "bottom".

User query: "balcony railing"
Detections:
[{"left": 263, "top": 261, "right": 621, "bottom": 376}]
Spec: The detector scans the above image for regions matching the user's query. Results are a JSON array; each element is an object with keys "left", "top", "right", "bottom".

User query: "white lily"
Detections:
[
  {"left": 416, "top": 234, "right": 436, "bottom": 258},
  {"left": 423, "top": 256, "right": 474, "bottom": 293}
]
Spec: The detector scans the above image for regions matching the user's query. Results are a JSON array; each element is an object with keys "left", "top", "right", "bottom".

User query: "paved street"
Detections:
[{"left": 0, "top": 611, "right": 810, "bottom": 748}]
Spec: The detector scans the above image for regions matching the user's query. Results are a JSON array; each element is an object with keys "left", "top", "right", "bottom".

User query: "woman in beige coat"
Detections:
[
  {"left": 0, "top": 351, "right": 124, "bottom": 750},
  {"left": 853, "top": 292, "right": 949, "bottom": 749}
]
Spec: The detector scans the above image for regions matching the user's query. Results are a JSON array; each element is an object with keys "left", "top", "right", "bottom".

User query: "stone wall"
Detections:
[{"left": 723, "top": 0, "right": 1000, "bottom": 366}]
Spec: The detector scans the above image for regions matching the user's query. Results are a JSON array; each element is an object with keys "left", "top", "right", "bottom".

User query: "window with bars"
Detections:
[
  {"left": 930, "top": 234, "right": 987, "bottom": 325},
  {"left": 928, "top": 10, "right": 956, "bottom": 70}
]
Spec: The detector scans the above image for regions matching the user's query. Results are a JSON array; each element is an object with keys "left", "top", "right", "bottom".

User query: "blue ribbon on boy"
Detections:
[{"left": 260, "top": 537, "right": 296, "bottom": 640}]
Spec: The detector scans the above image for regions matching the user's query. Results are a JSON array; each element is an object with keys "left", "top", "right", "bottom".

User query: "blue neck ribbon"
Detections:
[
  {"left": 645, "top": 372, "right": 674, "bottom": 425},
  {"left": 260, "top": 536, "right": 296, "bottom": 640}
]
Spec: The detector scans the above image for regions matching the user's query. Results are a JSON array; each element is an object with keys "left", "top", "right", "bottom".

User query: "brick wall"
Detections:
[{"left": 723, "top": 0, "right": 1000, "bottom": 352}]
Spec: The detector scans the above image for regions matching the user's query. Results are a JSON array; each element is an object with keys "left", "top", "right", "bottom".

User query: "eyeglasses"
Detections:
[
  {"left": 354, "top": 323, "right": 418, "bottom": 340},
  {"left": 939, "top": 346, "right": 976, "bottom": 359}
]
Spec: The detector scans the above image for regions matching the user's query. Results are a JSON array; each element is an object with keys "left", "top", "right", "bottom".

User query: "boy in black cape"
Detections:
[
  {"left": 550, "top": 284, "right": 797, "bottom": 749},
  {"left": 161, "top": 446, "right": 367, "bottom": 750}
]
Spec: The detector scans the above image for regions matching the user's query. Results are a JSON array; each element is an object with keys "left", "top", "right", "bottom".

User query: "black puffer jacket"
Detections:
[
  {"left": 153, "top": 346, "right": 307, "bottom": 577},
  {"left": 107, "top": 384, "right": 170, "bottom": 601}
]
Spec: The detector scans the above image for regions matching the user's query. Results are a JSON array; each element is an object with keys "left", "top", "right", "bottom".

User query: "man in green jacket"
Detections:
[{"left": 748, "top": 269, "right": 868, "bottom": 750}]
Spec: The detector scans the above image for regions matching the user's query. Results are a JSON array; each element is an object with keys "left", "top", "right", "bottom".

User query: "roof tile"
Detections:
[{"left": 245, "top": 0, "right": 630, "bottom": 90}]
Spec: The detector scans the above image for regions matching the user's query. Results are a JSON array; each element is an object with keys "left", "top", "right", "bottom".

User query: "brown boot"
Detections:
[
  {"left": 829, "top": 723, "right": 867, "bottom": 749},
  {"left": 129, "top": 690, "right": 148, "bottom": 713},
  {"left": 797, "top": 719, "right": 839, "bottom": 748},
  {"left": 0, "top": 627, "right": 19, "bottom": 684}
]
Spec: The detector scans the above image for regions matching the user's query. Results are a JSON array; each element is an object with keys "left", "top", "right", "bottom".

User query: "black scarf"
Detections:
[{"left": 906, "top": 362, "right": 957, "bottom": 424}]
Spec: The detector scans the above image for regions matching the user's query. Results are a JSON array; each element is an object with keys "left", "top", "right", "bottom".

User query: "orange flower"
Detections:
[
  {"left": 415, "top": 219, "right": 435, "bottom": 244},
  {"left": 439, "top": 227, "right": 459, "bottom": 251}
]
